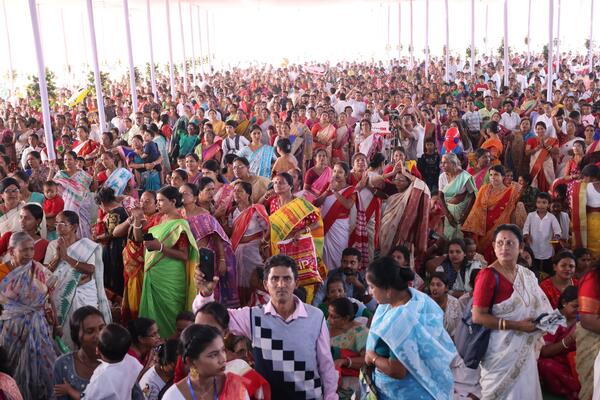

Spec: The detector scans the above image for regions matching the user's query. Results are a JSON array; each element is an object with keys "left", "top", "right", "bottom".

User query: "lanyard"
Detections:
[{"left": 187, "top": 376, "right": 218, "bottom": 400}]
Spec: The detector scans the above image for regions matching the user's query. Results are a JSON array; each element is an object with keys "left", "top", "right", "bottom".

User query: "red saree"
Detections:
[{"left": 231, "top": 205, "right": 270, "bottom": 250}]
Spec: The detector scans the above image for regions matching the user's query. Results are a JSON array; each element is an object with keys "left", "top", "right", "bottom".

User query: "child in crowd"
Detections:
[
  {"left": 138, "top": 339, "right": 178, "bottom": 400},
  {"left": 141, "top": 130, "right": 162, "bottom": 174},
  {"left": 317, "top": 276, "right": 373, "bottom": 323},
  {"left": 550, "top": 198, "right": 570, "bottom": 244},
  {"left": 221, "top": 120, "right": 249, "bottom": 156},
  {"left": 464, "top": 237, "right": 488, "bottom": 268},
  {"left": 82, "top": 324, "right": 143, "bottom": 399},
  {"left": 417, "top": 137, "right": 441, "bottom": 191},
  {"left": 248, "top": 267, "right": 270, "bottom": 307},
  {"left": 170, "top": 311, "right": 194, "bottom": 340},
  {"left": 271, "top": 138, "right": 298, "bottom": 176},
  {"left": 42, "top": 180, "right": 64, "bottom": 240},
  {"left": 523, "top": 192, "right": 562, "bottom": 275}
]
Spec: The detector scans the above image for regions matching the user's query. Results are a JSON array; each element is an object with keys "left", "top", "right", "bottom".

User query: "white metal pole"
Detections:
[
  {"left": 60, "top": 9, "right": 70, "bottom": 76},
  {"left": 178, "top": 0, "right": 188, "bottom": 92},
  {"left": 387, "top": 3, "right": 390, "bottom": 51},
  {"left": 86, "top": 0, "right": 107, "bottom": 132},
  {"left": 123, "top": 0, "right": 138, "bottom": 112},
  {"left": 206, "top": 10, "right": 212, "bottom": 72},
  {"left": 409, "top": 0, "right": 414, "bottom": 69},
  {"left": 504, "top": 0, "right": 509, "bottom": 87},
  {"left": 146, "top": 0, "right": 157, "bottom": 99},
  {"left": 189, "top": 2, "right": 196, "bottom": 85},
  {"left": 196, "top": 6, "right": 204, "bottom": 77},
  {"left": 471, "top": 0, "right": 475, "bottom": 76},
  {"left": 165, "top": 0, "right": 176, "bottom": 98},
  {"left": 398, "top": 1, "right": 401, "bottom": 61},
  {"left": 556, "top": 0, "right": 561, "bottom": 74},
  {"left": 445, "top": 0, "right": 449, "bottom": 82},
  {"left": 2, "top": 0, "right": 13, "bottom": 92},
  {"left": 548, "top": 0, "right": 554, "bottom": 102},
  {"left": 27, "top": 0, "right": 55, "bottom": 160},
  {"left": 589, "top": 0, "right": 594, "bottom": 70},
  {"left": 527, "top": 0, "right": 532, "bottom": 63},
  {"left": 425, "top": 0, "right": 429, "bottom": 79},
  {"left": 485, "top": 3, "right": 489, "bottom": 59}
]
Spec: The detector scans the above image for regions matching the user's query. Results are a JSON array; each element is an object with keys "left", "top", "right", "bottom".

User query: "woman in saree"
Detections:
[
  {"left": 538, "top": 286, "right": 580, "bottom": 400},
  {"left": 327, "top": 297, "right": 368, "bottom": 399},
  {"left": 462, "top": 165, "right": 524, "bottom": 262},
  {"left": 290, "top": 110, "right": 313, "bottom": 169},
  {"left": 0, "top": 232, "right": 56, "bottom": 399},
  {"left": 472, "top": 224, "right": 553, "bottom": 400},
  {"left": 12, "top": 170, "right": 43, "bottom": 205},
  {"left": 539, "top": 250, "right": 578, "bottom": 309},
  {"left": 238, "top": 127, "right": 276, "bottom": 178},
  {"left": 185, "top": 153, "right": 202, "bottom": 185},
  {"left": 584, "top": 124, "right": 600, "bottom": 155},
  {"left": 229, "top": 181, "right": 270, "bottom": 306},
  {"left": 112, "top": 191, "right": 161, "bottom": 323},
  {"left": 163, "top": 325, "right": 250, "bottom": 400},
  {"left": 363, "top": 256, "right": 456, "bottom": 399},
  {"left": 303, "top": 148, "right": 332, "bottom": 197},
  {"left": 268, "top": 172, "right": 325, "bottom": 302},
  {"left": 50, "top": 151, "right": 96, "bottom": 239},
  {"left": 129, "top": 134, "right": 162, "bottom": 193},
  {"left": 45, "top": 210, "right": 111, "bottom": 350},
  {"left": 176, "top": 120, "right": 200, "bottom": 158},
  {"left": 526, "top": 120, "right": 559, "bottom": 193},
  {"left": 25, "top": 150, "right": 49, "bottom": 193},
  {"left": 196, "top": 130, "right": 223, "bottom": 164},
  {"left": 466, "top": 148, "right": 492, "bottom": 189},
  {"left": 314, "top": 162, "right": 356, "bottom": 271},
  {"left": 438, "top": 152, "right": 477, "bottom": 240},
  {"left": 311, "top": 112, "right": 336, "bottom": 157},
  {"left": 570, "top": 164, "right": 600, "bottom": 259},
  {"left": 576, "top": 256, "right": 600, "bottom": 400},
  {"left": 348, "top": 152, "right": 383, "bottom": 265},
  {"left": 138, "top": 186, "right": 199, "bottom": 338},
  {"left": 552, "top": 139, "right": 586, "bottom": 196},
  {"left": 202, "top": 159, "right": 235, "bottom": 225},
  {"left": 379, "top": 170, "right": 431, "bottom": 259},
  {"left": 0, "top": 177, "right": 26, "bottom": 237},
  {"left": 182, "top": 180, "right": 239, "bottom": 308},
  {"left": 480, "top": 121, "right": 504, "bottom": 165},
  {"left": 0, "top": 203, "right": 48, "bottom": 264},
  {"left": 274, "top": 122, "right": 305, "bottom": 171},
  {"left": 355, "top": 119, "right": 383, "bottom": 160},
  {"left": 150, "top": 122, "right": 171, "bottom": 178},
  {"left": 505, "top": 118, "right": 531, "bottom": 180},
  {"left": 72, "top": 125, "right": 99, "bottom": 160},
  {"left": 207, "top": 109, "right": 226, "bottom": 138}
]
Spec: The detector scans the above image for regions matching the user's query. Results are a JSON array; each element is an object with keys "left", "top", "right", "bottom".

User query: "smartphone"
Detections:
[
  {"left": 198, "top": 248, "right": 215, "bottom": 281},
  {"left": 143, "top": 233, "right": 154, "bottom": 241}
]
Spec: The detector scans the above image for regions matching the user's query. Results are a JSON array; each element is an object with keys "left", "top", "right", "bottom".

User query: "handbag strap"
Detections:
[{"left": 488, "top": 268, "right": 500, "bottom": 315}]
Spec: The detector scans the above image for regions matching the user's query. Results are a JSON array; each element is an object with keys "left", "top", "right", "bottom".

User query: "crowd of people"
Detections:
[{"left": 0, "top": 50, "right": 600, "bottom": 400}]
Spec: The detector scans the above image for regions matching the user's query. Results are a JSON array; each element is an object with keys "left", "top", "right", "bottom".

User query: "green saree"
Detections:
[{"left": 138, "top": 218, "right": 199, "bottom": 338}]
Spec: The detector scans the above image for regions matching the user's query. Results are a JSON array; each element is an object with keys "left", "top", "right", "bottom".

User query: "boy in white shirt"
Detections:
[
  {"left": 523, "top": 192, "right": 562, "bottom": 276},
  {"left": 221, "top": 120, "right": 249, "bottom": 156},
  {"left": 82, "top": 324, "right": 143, "bottom": 400}
]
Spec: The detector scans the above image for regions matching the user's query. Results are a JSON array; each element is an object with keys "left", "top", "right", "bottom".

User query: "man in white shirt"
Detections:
[
  {"left": 110, "top": 107, "right": 127, "bottom": 134},
  {"left": 523, "top": 192, "right": 562, "bottom": 275},
  {"left": 333, "top": 93, "right": 350, "bottom": 115},
  {"left": 534, "top": 102, "right": 557, "bottom": 138},
  {"left": 499, "top": 100, "right": 521, "bottom": 132}
]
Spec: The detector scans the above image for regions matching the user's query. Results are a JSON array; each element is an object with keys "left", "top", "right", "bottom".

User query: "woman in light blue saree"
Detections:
[
  {"left": 362, "top": 256, "right": 456, "bottom": 400},
  {"left": 238, "top": 127, "right": 276, "bottom": 178}
]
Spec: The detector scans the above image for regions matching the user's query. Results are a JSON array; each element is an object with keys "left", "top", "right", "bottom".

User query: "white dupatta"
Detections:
[{"left": 480, "top": 265, "right": 552, "bottom": 400}]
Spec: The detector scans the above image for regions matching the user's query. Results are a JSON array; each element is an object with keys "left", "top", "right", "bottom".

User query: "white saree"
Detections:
[
  {"left": 320, "top": 192, "right": 355, "bottom": 271},
  {"left": 479, "top": 265, "right": 552, "bottom": 400}
]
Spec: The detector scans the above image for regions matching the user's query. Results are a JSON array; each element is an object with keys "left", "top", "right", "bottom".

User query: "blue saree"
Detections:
[{"left": 365, "top": 288, "right": 456, "bottom": 400}]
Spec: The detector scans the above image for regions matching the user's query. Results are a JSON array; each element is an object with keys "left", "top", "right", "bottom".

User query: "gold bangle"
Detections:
[
  {"left": 498, "top": 318, "right": 502, "bottom": 330},
  {"left": 502, "top": 319, "right": 507, "bottom": 331}
]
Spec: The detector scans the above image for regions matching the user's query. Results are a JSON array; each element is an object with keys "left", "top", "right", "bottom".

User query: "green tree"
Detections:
[
  {"left": 26, "top": 68, "right": 57, "bottom": 111},
  {"left": 87, "top": 70, "right": 110, "bottom": 94}
]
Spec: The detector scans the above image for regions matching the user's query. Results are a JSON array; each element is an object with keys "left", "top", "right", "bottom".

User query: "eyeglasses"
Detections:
[
  {"left": 3, "top": 188, "right": 20, "bottom": 194},
  {"left": 55, "top": 222, "right": 71, "bottom": 227}
]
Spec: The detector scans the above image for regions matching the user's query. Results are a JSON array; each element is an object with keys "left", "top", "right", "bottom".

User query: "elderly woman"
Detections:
[
  {"left": 52, "top": 306, "right": 106, "bottom": 400},
  {"left": 363, "top": 256, "right": 456, "bottom": 399},
  {"left": 472, "top": 224, "right": 553, "bottom": 400},
  {"left": 0, "top": 232, "right": 56, "bottom": 399},
  {"left": 45, "top": 210, "right": 111, "bottom": 350},
  {"left": 438, "top": 152, "right": 477, "bottom": 239}
]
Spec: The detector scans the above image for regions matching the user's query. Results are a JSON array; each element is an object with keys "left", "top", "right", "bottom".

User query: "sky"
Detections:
[{"left": 0, "top": 0, "right": 596, "bottom": 92}]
